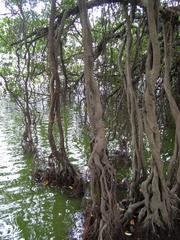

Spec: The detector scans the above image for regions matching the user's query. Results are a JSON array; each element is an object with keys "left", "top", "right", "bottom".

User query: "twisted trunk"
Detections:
[
  {"left": 124, "top": 7, "right": 146, "bottom": 202},
  {"left": 139, "top": 0, "right": 173, "bottom": 231},
  {"left": 78, "top": 1, "right": 122, "bottom": 239},
  {"left": 48, "top": 0, "right": 66, "bottom": 170},
  {"left": 163, "top": 18, "right": 180, "bottom": 194},
  {"left": 47, "top": 0, "right": 81, "bottom": 190}
]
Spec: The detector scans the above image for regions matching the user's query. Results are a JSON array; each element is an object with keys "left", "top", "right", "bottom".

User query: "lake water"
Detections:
[{"left": 0, "top": 98, "right": 84, "bottom": 240}]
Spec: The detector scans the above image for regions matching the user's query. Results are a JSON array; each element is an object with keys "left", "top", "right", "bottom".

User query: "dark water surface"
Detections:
[{"left": 0, "top": 98, "right": 83, "bottom": 240}]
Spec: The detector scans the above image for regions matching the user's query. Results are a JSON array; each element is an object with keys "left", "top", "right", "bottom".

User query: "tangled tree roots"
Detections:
[
  {"left": 83, "top": 200, "right": 123, "bottom": 240},
  {"left": 82, "top": 150, "right": 124, "bottom": 240},
  {"left": 82, "top": 200, "right": 98, "bottom": 240},
  {"left": 33, "top": 154, "right": 84, "bottom": 197},
  {"left": 121, "top": 168, "right": 180, "bottom": 238}
]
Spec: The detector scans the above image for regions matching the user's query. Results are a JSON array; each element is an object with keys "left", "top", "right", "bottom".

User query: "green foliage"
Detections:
[{"left": 61, "top": 0, "right": 76, "bottom": 10}]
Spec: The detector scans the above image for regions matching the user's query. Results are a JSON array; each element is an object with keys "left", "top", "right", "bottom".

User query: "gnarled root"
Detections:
[
  {"left": 121, "top": 200, "right": 144, "bottom": 226},
  {"left": 139, "top": 167, "right": 174, "bottom": 231},
  {"left": 83, "top": 146, "right": 123, "bottom": 240},
  {"left": 33, "top": 153, "right": 84, "bottom": 196},
  {"left": 121, "top": 168, "right": 179, "bottom": 238}
]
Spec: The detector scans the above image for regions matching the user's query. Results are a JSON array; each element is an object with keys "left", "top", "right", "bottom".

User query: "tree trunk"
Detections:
[
  {"left": 124, "top": 6, "right": 146, "bottom": 202},
  {"left": 139, "top": 0, "right": 173, "bottom": 231},
  {"left": 163, "top": 17, "right": 180, "bottom": 195},
  {"left": 78, "top": 1, "right": 122, "bottom": 239},
  {"left": 18, "top": 2, "right": 37, "bottom": 153},
  {"left": 47, "top": 0, "right": 81, "bottom": 190}
]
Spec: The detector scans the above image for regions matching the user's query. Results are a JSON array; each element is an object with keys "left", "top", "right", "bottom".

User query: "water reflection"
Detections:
[{"left": 0, "top": 98, "right": 82, "bottom": 239}]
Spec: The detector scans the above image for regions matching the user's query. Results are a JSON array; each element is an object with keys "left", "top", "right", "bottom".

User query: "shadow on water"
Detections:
[{"left": 0, "top": 98, "right": 84, "bottom": 240}]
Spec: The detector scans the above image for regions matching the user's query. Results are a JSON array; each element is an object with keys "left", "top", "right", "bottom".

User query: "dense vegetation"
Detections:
[{"left": 0, "top": 0, "right": 179, "bottom": 239}]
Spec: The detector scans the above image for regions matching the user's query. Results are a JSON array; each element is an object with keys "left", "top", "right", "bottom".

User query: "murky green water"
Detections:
[{"left": 0, "top": 98, "right": 83, "bottom": 240}]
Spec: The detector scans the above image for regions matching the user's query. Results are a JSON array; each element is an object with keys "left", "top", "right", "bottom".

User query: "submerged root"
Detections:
[
  {"left": 33, "top": 167, "right": 84, "bottom": 196},
  {"left": 21, "top": 139, "right": 37, "bottom": 154},
  {"left": 33, "top": 154, "right": 84, "bottom": 197}
]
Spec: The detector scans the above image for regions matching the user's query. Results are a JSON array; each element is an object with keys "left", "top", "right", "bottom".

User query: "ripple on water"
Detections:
[
  {"left": 0, "top": 218, "right": 21, "bottom": 240},
  {"left": 0, "top": 99, "right": 83, "bottom": 239},
  {"left": 70, "top": 212, "right": 84, "bottom": 240},
  {"left": 0, "top": 202, "right": 20, "bottom": 213},
  {"left": 0, "top": 173, "right": 21, "bottom": 182}
]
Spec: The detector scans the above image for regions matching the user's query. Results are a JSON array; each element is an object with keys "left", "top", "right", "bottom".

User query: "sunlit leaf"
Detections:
[
  {"left": 124, "top": 231, "right": 133, "bottom": 236},
  {"left": 130, "top": 219, "right": 135, "bottom": 225},
  {"left": 43, "top": 180, "right": 49, "bottom": 186}
]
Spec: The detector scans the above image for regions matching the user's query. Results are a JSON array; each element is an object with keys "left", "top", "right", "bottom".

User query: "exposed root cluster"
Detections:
[
  {"left": 33, "top": 153, "right": 84, "bottom": 197},
  {"left": 120, "top": 168, "right": 180, "bottom": 238},
  {"left": 82, "top": 141, "right": 123, "bottom": 240}
]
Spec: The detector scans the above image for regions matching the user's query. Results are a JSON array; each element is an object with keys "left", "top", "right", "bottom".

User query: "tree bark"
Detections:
[
  {"left": 140, "top": 0, "right": 173, "bottom": 231},
  {"left": 163, "top": 17, "right": 180, "bottom": 194},
  {"left": 78, "top": 0, "right": 122, "bottom": 239},
  {"left": 17, "top": 3, "right": 37, "bottom": 153},
  {"left": 48, "top": 0, "right": 66, "bottom": 170},
  {"left": 124, "top": 6, "right": 146, "bottom": 202},
  {"left": 47, "top": 0, "right": 81, "bottom": 189}
]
